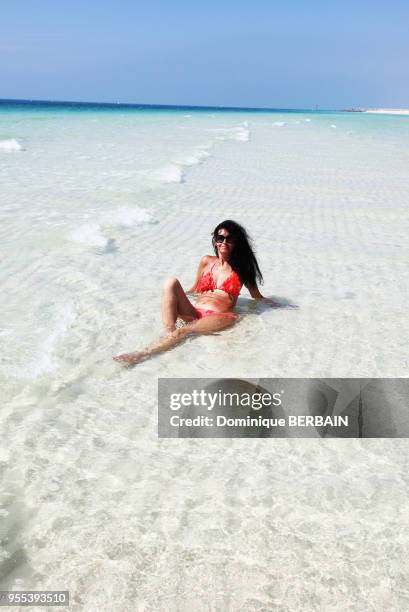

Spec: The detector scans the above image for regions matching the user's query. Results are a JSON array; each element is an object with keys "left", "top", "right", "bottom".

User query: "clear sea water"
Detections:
[{"left": 1, "top": 100, "right": 409, "bottom": 610}]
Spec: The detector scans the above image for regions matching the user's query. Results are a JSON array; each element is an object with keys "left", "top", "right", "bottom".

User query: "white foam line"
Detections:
[
  {"left": 106, "top": 207, "right": 158, "bottom": 227},
  {"left": 149, "top": 164, "right": 185, "bottom": 183},
  {"left": 0, "top": 138, "right": 24, "bottom": 151},
  {"left": 69, "top": 223, "right": 109, "bottom": 247},
  {"left": 234, "top": 127, "right": 250, "bottom": 141},
  {"left": 206, "top": 125, "right": 251, "bottom": 142},
  {"left": 176, "top": 149, "right": 211, "bottom": 167}
]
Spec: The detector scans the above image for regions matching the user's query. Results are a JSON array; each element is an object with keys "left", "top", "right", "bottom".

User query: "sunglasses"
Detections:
[{"left": 215, "top": 234, "right": 233, "bottom": 244}]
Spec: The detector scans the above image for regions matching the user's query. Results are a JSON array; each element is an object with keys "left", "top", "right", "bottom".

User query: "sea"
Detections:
[{"left": 1, "top": 99, "right": 409, "bottom": 610}]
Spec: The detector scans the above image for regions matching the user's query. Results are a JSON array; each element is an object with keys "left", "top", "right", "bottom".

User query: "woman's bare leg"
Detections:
[
  {"left": 161, "top": 277, "right": 198, "bottom": 333},
  {"left": 113, "top": 314, "right": 238, "bottom": 366}
]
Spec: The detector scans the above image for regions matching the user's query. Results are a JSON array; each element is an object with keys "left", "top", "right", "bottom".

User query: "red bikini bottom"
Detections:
[{"left": 195, "top": 308, "right": 236, "bottom": 320}]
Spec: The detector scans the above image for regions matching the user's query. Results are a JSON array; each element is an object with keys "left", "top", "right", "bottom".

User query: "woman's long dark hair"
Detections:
[{"left": 212, "top": 220, "right": 263, "bottom": 288}]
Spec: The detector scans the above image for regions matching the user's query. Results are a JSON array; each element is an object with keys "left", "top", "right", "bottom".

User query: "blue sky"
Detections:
[{"left": 1, "top": 0, "right": 408, "bottom": 108}]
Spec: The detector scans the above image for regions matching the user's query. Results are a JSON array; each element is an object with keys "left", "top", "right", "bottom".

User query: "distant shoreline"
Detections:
[
  {"left": 344, "top": 107, "right": 409, "bottom": 116},
  {"left": 365, "top": 108, "right": 409, "bottom": 115}
]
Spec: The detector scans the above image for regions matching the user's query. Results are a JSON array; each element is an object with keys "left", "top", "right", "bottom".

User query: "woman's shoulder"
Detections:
[{"left": 200, "top": 254, "right": 217, "bottom": 266}]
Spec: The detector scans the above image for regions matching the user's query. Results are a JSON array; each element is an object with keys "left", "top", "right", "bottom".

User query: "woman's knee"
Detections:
[{"left": 162, "top": 276, "right": 180, "bottom": 293}]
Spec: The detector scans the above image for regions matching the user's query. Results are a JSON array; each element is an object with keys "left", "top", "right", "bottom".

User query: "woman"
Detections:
[{"left": 113, "top": 220, "right": 277, "bottom": 365}]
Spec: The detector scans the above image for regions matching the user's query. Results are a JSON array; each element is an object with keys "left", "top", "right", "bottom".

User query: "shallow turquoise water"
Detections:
[{"left": 1, "top": 100, "right": 409, "bottom": 609}]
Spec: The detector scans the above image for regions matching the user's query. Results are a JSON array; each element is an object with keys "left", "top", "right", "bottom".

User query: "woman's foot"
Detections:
[{"left": 113, "top": 351, "right": 145, "bottom": 365}]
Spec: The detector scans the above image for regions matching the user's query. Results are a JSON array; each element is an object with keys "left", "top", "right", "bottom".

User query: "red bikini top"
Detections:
[{"left": 196, "top": 261, "right": 243, "bottom": 298}]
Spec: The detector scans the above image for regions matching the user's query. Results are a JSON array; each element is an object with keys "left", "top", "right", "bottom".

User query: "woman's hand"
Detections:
[{"left": 248, "top": 284, "right": 278, "bottom": 304}]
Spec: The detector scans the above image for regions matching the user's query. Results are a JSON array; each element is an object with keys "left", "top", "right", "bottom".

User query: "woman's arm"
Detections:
[
  {"left": 248, "top": 283, "right": 264, "bottom": 299},
  {"left": 186, "top": 255, "right": 213, "bottom": 294}
]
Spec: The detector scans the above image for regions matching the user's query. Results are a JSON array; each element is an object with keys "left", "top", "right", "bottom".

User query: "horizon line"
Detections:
[{"left": 0, "top": 97, "right": 346, "bottom": 112}]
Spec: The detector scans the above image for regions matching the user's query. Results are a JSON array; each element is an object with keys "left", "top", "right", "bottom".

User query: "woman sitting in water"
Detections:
[{"left": 113, "top": 219, "right": 277, "bottom": 365}]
